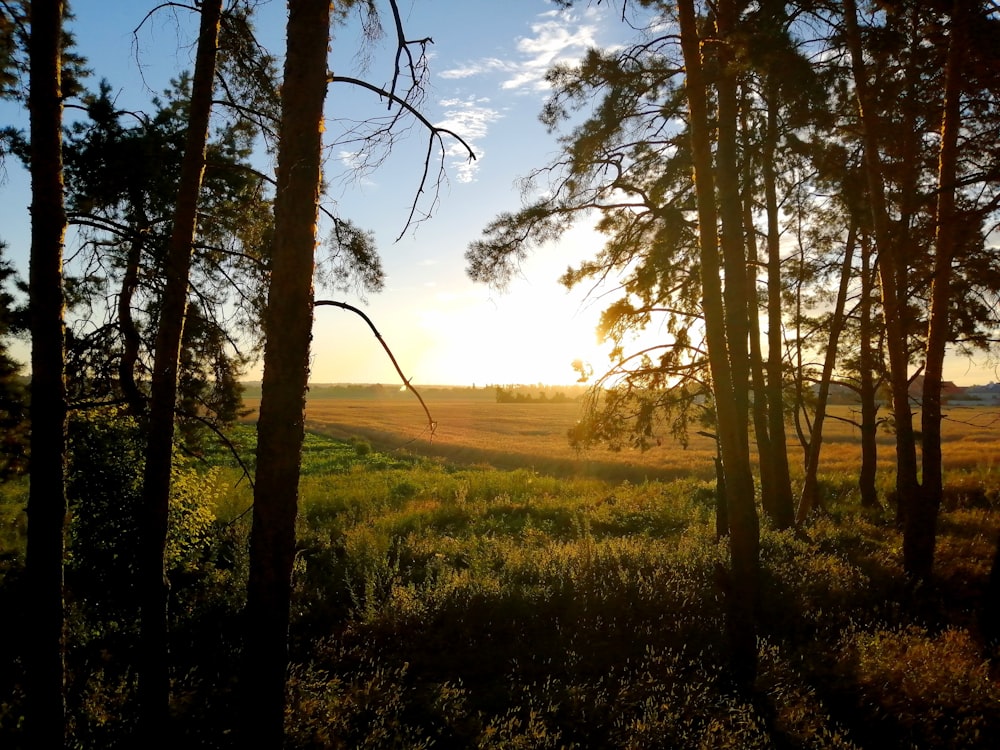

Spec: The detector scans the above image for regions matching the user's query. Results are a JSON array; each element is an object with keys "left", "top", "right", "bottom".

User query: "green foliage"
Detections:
[
  {"left": 47, "top": 78, "right": 269, "bottom": 420},
  {"left": 0, "top": 477, "right": 26, "bottom": 559},
  {"left": 4, "top": 425, "right": 1000, "bottom": 746},
  {"left": 57, "top": 407, "right": 247, "bottom": 746},
  {"left": 0, "top": 244, "right": 27, "bottom": 477},
  {"left": 65, "top": 407, "right": 226, "bottom": 619},
  {"left": 65, "top": 408, "right": 145, "bottom": 619}
]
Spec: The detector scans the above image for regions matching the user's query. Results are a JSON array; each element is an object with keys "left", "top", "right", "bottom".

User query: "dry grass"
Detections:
[
  {"left": 243, "top": 394, "right": 720, "bottom": 482},
  {"left": 241, "top": 394, "right": 1000, "bottom": 483}
]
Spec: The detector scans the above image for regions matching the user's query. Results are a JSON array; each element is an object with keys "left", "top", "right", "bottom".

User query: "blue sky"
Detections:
[
  {"left": 1, "top": 0, "right": 996, "bottom": 387},
  {"left": 2, "top": 0, "right": 630, "bottom": 387}
]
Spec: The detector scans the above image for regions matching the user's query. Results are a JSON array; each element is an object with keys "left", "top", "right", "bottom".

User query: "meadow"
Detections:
[
  {"left": 1, "top": 391, "right": 999, "bottom": 747},
  {"left": 245, "top": 388, "right": 1000, "bottom": 481}
]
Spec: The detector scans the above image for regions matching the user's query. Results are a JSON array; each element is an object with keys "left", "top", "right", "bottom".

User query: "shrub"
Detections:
[
  {"left": 836, "top": 624, "right": 1000, "bottom": 748},
  {"left": 66, "top": 409, "right": 222, "bottom": 606}
]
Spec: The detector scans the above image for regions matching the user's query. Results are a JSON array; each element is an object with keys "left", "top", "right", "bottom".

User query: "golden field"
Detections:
[{"left": 241, "top": 388, "right": 1000, "bottom": 483}]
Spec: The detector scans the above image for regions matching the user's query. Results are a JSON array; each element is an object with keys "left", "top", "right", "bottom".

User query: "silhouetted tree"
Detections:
[
  {"left": 136, "top": 0, "right": 223, "bottom": 739},
  {"left": 242, "top": 1, "right": 473, "bottom": 740},
  {"left": 24, "top": 0, "right": 69, "bottom": 744},
  {"left": 242, "top": 1, "right": 329, "bottom": 742},
  {"left": 0, "top": 245, "right": 27, "bottom": 477}
]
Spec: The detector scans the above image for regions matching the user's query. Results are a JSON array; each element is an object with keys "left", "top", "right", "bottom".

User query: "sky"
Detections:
[{"left": 1, "top": 0, "right": 997, "bottom": 388}]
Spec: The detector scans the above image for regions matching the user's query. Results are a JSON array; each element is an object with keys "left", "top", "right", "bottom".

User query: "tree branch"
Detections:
[{"left": 314, "top": 299, "right": 436, "bottom": 436}]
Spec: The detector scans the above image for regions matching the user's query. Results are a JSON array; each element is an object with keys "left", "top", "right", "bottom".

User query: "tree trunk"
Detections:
[
  {"left": 715, "top": 3, "right": 751, "bottom": 457},
  {"left": 843, "top": 0, "right": 920, "bottom": 526},
  {"left": 118, "top": 224, "right": 147, "bottom": 414},
  {"left": 797, "top": 226, "right": 856, "bottom": 522},
  {"left": 761, "top": 81, "right": 794, "bottom": 529},
  {"left": 914, "top": 0, "right": 966, "bottom": 582},
  {"left": 137, "top": 0, "right": 223, "bottom": 739},
  {"left": 678, "top": 0, "right": 759, "bottom": 693},
  {"left": 241, "top": 0, "right": 331, "bottom": 744},
  {"left": 858, "top": 234, "right": 880, "bottom": 509},
  {"left": 742, "top": 145, "right": 775, "bottom": 518},
  {"left": 25, "top": 1, "right": 68, "bottom": 746}
]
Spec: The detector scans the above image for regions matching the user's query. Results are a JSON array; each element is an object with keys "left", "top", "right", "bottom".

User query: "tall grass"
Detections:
[{"left": 1, "top": 424, "right": 999, "bottom": 747}]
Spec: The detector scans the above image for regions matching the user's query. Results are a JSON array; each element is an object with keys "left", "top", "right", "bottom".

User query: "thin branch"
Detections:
[
  {"left": 387, "top": 0, "right": 433, "bottom": 106},
  {"left": 329, "top": 75, "right": 475, "bottom": 240},
  {"left": 328, "top": 75, "right": 474, "bottom": 160},
  {"left": 178, "top": 408, "right": 256, "bottom": 491},
  {"left": 314, "top": 299, "right": 436, "bottom": 436}
]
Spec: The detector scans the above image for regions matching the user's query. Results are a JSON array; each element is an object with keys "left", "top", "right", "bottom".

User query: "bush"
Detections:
[{"left": 66, "top": 408, "right": 222, "bottom": 610}]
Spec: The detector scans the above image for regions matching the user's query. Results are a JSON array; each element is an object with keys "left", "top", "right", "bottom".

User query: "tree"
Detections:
[
  {"left": 0, "top": 244, "right": 28, "bottom": 477},
  {"left": 24, "top": 0, "right": 69, "bottom": 745},
  {"left": 136, "top": 0, "right": 223, "bottom": 738},
  {"left": 842, "top": 0, "right": 921, "bottom": 536},
  {"left": 466, "top": 0, "right": 771, "bottom": 686},
  {"left": 57, "top": 78, "right": 271, "bottom": 416},
  {"left": 241, "top": 0, "right": 329, "bottom": 741},
  {"left": 677, "top": 0, "right": 760, "bottom": 691},
  {"left": 797, "top": 223, "right": 857, "bottom": 520},
  {"left": 839, "top": 0, "right": 1000, "bottom": 579},
  {"left": 242, "top": 1, "right": 473, "bottom": 740}
]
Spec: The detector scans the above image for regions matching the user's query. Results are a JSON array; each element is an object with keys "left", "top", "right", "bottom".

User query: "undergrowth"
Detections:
[{"left": 1, "top": 424, "right": 998, "bottom": 748}]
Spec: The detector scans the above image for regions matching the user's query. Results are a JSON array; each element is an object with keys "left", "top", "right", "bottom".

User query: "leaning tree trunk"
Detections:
[
  {"left": 118, "top": 210, "right": 149, "bottom": 415},
  {"left": 137, "top": 0, "right": 223, "bottom": 740},
  {"left": 915, "top": 0, "right": 965, "bottom": 582},
  {"left": 797, "top": 225, "right": 856, "bottom": 522},
  {"left": 679, "top": 0, "right": 759, "bottom": 693},
  {"left": 25, "top": 1, "right": 69, "bottom": 746},
  {"left": 241, "top": 0, "right": 331, "bottom": 745}
]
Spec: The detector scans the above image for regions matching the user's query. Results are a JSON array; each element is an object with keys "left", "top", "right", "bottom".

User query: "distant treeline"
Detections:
[
  {"left": 494, "top": 386, "right": 580, "bottom": 403},
  {"left": 241, "top": 382, "right": 588, "bottom": 402}
]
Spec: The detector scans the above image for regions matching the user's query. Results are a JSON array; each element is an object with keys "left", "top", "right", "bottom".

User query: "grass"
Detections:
[
  {"left": 242, "top": 394, "right": 1000, "bottom": 484},
  {"left": 2, "top": 402, "right": 1000, "bottom": 747}
]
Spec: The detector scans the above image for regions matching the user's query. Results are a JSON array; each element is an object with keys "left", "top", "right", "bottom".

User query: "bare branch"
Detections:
[
  {"left": 329, "top": 75, "right": 474, "bottom": 159},
  {"left": 387, "top": 0, "right": 433, "bottom": 107},
  {"left": 177, "top": 407, "right": 256, "bottom": 491},
  {"left": 329, "top": 74, "right": 476, "bottom": 239},
  {"left": 314, "top": 299, "right": 436, "bottom": 436}
]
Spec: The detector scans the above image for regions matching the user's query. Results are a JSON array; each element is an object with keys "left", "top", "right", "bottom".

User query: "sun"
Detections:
[{"left": 410, "top": 294, "right": 615, "bottom": 386}]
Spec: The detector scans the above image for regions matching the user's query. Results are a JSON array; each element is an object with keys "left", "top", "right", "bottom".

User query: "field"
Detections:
[
  {"left": 243, "top": 388, "right": 1000, "bottom": 482},
  {"left": 3, "top": 391, "right": 1000, "bottom": 747}
]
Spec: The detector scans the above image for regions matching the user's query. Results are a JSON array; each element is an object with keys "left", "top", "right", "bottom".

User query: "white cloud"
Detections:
[
  {"left": 435, "top": 96, "right": 503, "bottom": 183},
  {"left": 439, "top": 58, "right": 517, "bottom": 80},
  {"left": 440, "top": 9, "right": 605, "bottom": 93},
  {"left": 503, "top": 17, "right": 599, "bottom": 91}
]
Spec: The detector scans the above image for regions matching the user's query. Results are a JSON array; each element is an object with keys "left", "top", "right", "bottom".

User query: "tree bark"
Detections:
[
  {"left": 745, "top": 193, "right": 775, "bottom": 519},
  {"left": 25, "top": 1, "right": 68, "bottom": 746},
  {"left": 241, "top": 0, "right": 331, "bottom": 744},
  {"left": 740, "top": 109, "right": 775, "bottom": 518},
  {"left": 915, "top": 0, "right": 966, "bottom": 581},
  {"left": 678, "top": 0, "right": 759, "bottom": 692},
  {"left": 118, "top": 225, "right": 147, "bottom": 414},
  {"left": 137, "top": 0, "right": 223, "bottom": 739}
]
